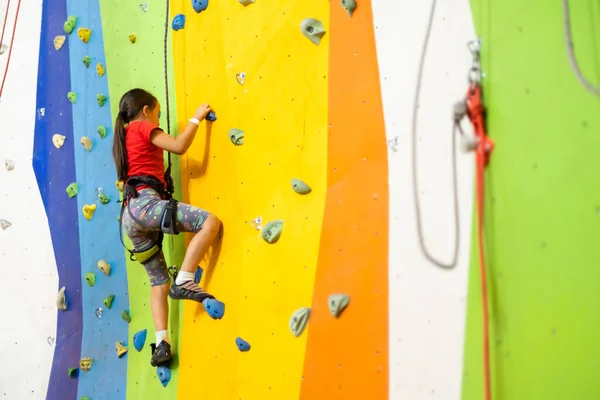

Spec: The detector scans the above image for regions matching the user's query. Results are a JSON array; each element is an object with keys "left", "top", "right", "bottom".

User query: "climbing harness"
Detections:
[
  {"left": 0, "top": 0, "right": 21, "bottom": 99},
  {"left": 562, "top": 0, "right": 600, "bottom": 97}
]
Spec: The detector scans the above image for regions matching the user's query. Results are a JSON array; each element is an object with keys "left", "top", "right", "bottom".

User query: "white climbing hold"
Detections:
[
  {"left": 4, "top": 159, "right": 14, "bottom": 171},
  {"left": 328, "top": 294, "right": 350, "bottom": 318},
  {"left": 0, "top": 219, "right": 11, "bottom": 230},
  {"left": 386, "top": 136, "right": 398, "bottom": 152},
  {"left": 53, "top": 35, "right": 66, "bottom": 50},
  {"left": 37, "top": 108, "right": 46, "bottom": 119},
  {"left": 0, "top": 44, "right": 7, "bottom": 54},
  {"left": 53, "top": 134, "right": 66, "bottom": 149},
  {"left": 80, "top": 136, "right": 92, "bottom": 151},
  {"left": 140, "top": 3, "right": 148, "bottom": 12},
  {"left": 57, "top": 286, "right": 67, "bottom": 311},
  {"left": 289, "top": 307, "right": 311, "bottom": 337},
  {"left": 236, "top": 72, "right": 246, "bottom": 85},
  {"left": 250, "top": 216, "right": 262, "bottom": 230}
]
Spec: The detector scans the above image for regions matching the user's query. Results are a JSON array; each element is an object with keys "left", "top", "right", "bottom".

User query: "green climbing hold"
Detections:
[
  {"left": 341, "top": 0, "right": 357, "bottom": 17},
  {"left": 289, "top": 307, "right": 311, "bottom": 337},
  {"left": 262, "top": 220, "right": 283, "bottom": 244},
  {"left": 291, "top": 178, "right": 311, "bottom": 195},
  {"left": 97, "top": 125, "right": 107, "bottom": 139},
  {"left": 97, "top": 192, "right": 110, "bottom": 205},
  {"left": 82, "top": 56, "right": 91, "bottom": 68},
  {"left": 229, "top": 128, "right": 244, "bottom": 146},
  {"left": 300, "top": 18, "right": 326, "bottom": 45},
  {"left": 68, "top": 92, "right": 77, "bottom": 104},
  {"left": 96, "top": 94, "right": 107, "bottom": 107},
  {"left": 80, "top": 397, "right": 91, "bottom": 400},
  {"left": 66, "top": 182, "right": 79, "bottom": 198},
  {"left": 103, "top": 294, "right": 115, "bottom": 309},
  {"left": 84, "top": 272, "right": 95, "bottom": 287},
  {"left": 239, "top": 0, "right": 255, "bottom": 5},
  {"left": 63, "top": 15, "right": 78, "bottom": 34},
  {"left": 67, "top": 367, "right": 77, "bottom": 378},
  {"left": 328, "top": 293, "right": 350, "bottom": 318},
  {"left": 121, "top": 309, "right": 131, "bottom": 323}
]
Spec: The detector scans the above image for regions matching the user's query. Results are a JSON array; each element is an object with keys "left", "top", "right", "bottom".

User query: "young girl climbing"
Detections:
[{"left": 112, "top": 88, "right": 224, "bottom": 368}]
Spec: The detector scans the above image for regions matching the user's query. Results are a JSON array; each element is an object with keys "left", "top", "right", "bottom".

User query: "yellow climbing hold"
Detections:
[
  {"left": 77, "top": 27, "right": 91, "bottom": 43},
  {"left": 128, "top": 34, "right": 136, "bottom": 44},
  {"left": 53, "top": 35, "right": 66, "bottom": 50},
  {"left": 115, "top": 341, "right": 128, "bottom": 358},
  {"left": 97, "top": 260, "right": 111, "bottom": 276},
  {"left": 115, "top": 180, "right": 124, "bottom": 192},
  {"left": 96, "top": 63, "right": 105, "bottom": 77},
  {"left": 52, "top": 134, "right": 66, "bottom": 149},
  {"left": 79, "top": 357, "right": 92, "bottom": 372},
  {"left": 80, "top": 136, "right": 92, "bottom": 152},
  {"left": 82, "top": 204, "right": 96, "bottom": 220}
]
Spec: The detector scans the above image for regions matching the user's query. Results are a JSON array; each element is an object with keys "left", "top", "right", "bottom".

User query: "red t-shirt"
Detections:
[{"left": 126, "top": 120, "right": 165, "bottom": 185}]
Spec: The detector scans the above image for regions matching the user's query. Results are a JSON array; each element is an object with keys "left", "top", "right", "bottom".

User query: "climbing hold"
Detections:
[
  {"left": 96, "top": 63, "right": 105, "bottom": 77},
  {"left": 97, "top": 260, "right": 111, "bottom": 276},
  {"left": 96, "top": 94, "right": 107, "bottom": 107},
  {"left": 57, "top": 286, "right": 67, "bottom": 311},
  {"left": 0, "top": 220, "right": 11, "bottom": 230},
  {"left": 157, "top": 365, "right": 171, "bottom": 387},
  {"left": 235, "top": 337, "right": 251, "bottom": 352},
  {"left": 53, "top": 35, "right": 66, "bottom": 50},
  {"left": 66, "top": 183, "right": 78, "bottom": 198},
  {"left": 300, "top": 18, "right": 326, "bottom": 45},
  {"left": 5, "top": 159, "right": 14, "bottom": 171},
  {"left": 239, "top": 0, "right": 255, "bottom": 6},
  {"left": 236, "top": 72, "right": 246, "bottom": 85},
  {"left": 53, "top": 134, "right": 66, "bottom": 149},
  {"left": 341, "top": 0, "right": 357, "bottom": 17},
  {"left": 115, "top": 341, "right": 128, "bottom": 358},
  {"left": 133, "top": 329, "right": 147, "bottom": 351},
  {"left": 63, "top": 15, "right": 78, "bottom": 34},
  {"left": 96, "top": 188, "right": 111, "bottom": 205},
  {"left": 203, "top": 298, "right": 225, "bottom": 319},
  {"left": 140, "top": 3, "right": 148, "bottom": 12},
  {"left": 80, "top": 136, "right": 92, "bottom": 151},
  {"left": 128, "top": 34, "right": 137, "bottom": 44},
  {"left": 289, "top": 307, "right": 310, "bottom": 337},
  {"left": 94, "top": 308, "right": 103, "bottom": 319},
  {"left": 121, "top": 309, "right": 131, "bottom": 323},
  {"left": 81, "top": 397, "right": 91, "bottom": 400},
  {"left": 261, "top": 220, "right": 283, "bottom": 244},
  {"left": 115, "top": 180, "right": 124, "bottom": 192},
  {"left": 229, "top": 128, "right": 244, "bottom": 146},
  {"left": 82, "top": 204, "right": 97, "bottom": 220},
  {"left": 194, "top": 266, "right": 203, "bottom": 284},
  {"left": 77, "top": 27, "right": 91, "bottom": 43},
  {"left": 67, "top": 91, "right": 77, "bottom": 104},
  {"left": 97, "top": 125, "right": 107, "bottom": 139},
  {"left": 67, "top": 367, "right": 78, "bottom": 378},
  {"left": 79, "top": 357, "right": 92, "bottom": 372},
  {"left": 0, "top": 44, "right": 7, "bottom": 54},
  {"left": 291, "top": 178, "right": 311, "bottom": 195},
  {"left": 103, "top": 294, "right": 115, "bottom": 309},
  {"left": 84, "top": 272, "right": 96, "bottom": 287},
  {"left": 250, "top": 216, "right": 262, "bottom": 230},
  {"left": 206, "top": 111, "right": 217, "bottom": 121},
  {"left": 192, "top": 0, "right": 208, "bottom": 13},
  {"left": 328, "top": 293, "right": 350, "bottom": 318},
  {"left": 172, "top": 14, "right": 186, "bottom": 31},
  {"left": 82, "top": 55, "right": 91, "bottom": 68}
]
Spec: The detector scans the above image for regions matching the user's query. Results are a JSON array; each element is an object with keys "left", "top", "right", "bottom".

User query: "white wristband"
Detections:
[{"left": 189, "top": 117, "right": 200, "bottom": 126}]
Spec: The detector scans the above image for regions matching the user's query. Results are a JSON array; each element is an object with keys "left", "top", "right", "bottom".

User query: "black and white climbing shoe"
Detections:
[
  {"left": 150, "top": 341, "right": 172, "bottom": 367},
  {"left": 169, "top": 279, "right": 215, "bottom": 303}
]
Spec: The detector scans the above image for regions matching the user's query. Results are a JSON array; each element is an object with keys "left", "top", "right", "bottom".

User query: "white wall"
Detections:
[
  {"left": 372, "top": 0, "right": 477, "bottom": 398},
  {"left": 0, "top": 0, "right": 55, "bottom": 398}
]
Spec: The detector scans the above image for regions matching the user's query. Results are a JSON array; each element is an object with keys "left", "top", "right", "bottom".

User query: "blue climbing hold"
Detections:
[
  {"left": 157, "top": 365, "right": 171, "bottom": 387},
  {"left": 194, "top": 266, "right": 204, "bottom": 284},
  {"left": 172, "top": 14, "right": 186, "bottom": 31},
  {"left": 192, "top": 0, "right": 208, "bottom": 13},
  {"left": 235, "top": 337, "right": 251, "bottom": 352},
  {"left": 133, "top": 329, "right": 147, "bottom": 352},
  {"left": 202, "top": 298, "right": 225, "bottom": 319},
  {"left": 206, "top": 111, "right": 217, "bottom": 121}
]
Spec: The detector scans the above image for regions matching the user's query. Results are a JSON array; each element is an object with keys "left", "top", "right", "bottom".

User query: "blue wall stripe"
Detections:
[
  {"left": 32, "top": 1, "right": 82, "bottom": 399},
  {"left": 65, "top": 1, "right": 130, "bottom": 399}
]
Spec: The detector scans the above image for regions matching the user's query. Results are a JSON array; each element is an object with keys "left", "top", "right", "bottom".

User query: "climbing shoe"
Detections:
[
  {"left": 150, "top": 341, "right": 172, "bottom": 367},
  {"left": 169, "top": 279, "right": 215, "bottom": 303}
]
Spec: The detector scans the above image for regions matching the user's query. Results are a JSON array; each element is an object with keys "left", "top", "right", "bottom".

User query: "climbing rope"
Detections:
[
  {"left": 0, "top": 0, "right": 10, "bottom": 51},
  {"left": 0, "top": 0, "right": 20, "bottom": 99},
  {"left": 562, "top": 0, "right": 600, "bottom": 97},
  {"left": 163, "top": 0, "right": 174, "bottom": 252}
]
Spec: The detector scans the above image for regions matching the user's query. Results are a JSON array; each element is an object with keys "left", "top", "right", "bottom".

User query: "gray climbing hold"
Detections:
[
  {"left": 66, "top": 182, "right": 79, "bottom": 198},
  {"left": 4, "top": 159, "right": 14, "bottom": 171},
  {"left": 239, "top": 0, "right": 255, "bottom": 5},
  {"left": 289, "top": 307, "right": 310, "bottom": 337},
  {"left": 97, "top": 260, "right": 111, "bottom": 276},
  {"left": 0, "top": 44, "right": 8, "bottom": 54},
  {"left": 300, "top": 18, "right": 326, "bottom": 45},
  {"left": 97, "top": 125, "right": 107, "bottom": 139},
  {"left": 84, "top": 272, "right": 95, "bottom": 287},
  {"left": 121, "top": 309, "right": 131, "bottom": 323},
  {"left": 68, "top": 92, "right": 77, "bottom": 104},
  {"left": 103, "top": 294, "right": 115, "bottom": 309},
  {"left": 328, "top": 294, "right": 350, "bottom": 318},
  {"left": 115, "top": 341, "right": 128, "bottom": 358},
  {"left": 261, "top": 220, "right": 283, "bottom": 244},
  {"left": 80, "top": 136, "right": 92, "bottom": 151},
  {"left": 229, "top": 128, "right": 244, "bottom": 146},
  {"left": 97, "top": 94, "right": 107, "bottom": 107},
  {"left": 291, "top": 178, "right": 311, "bottom": 195},
  {"left": 172, "top": 14, "right": 186, "bottom": 31},
  {"left": 57, "top": 286, "right": 67, "bottom": 311},
  {"left": 0, "top": 219, "right": 11, "bottom": 230},
  {"left": 82, "top": 56, "right": 91, "bottom": 68},
  {"left": 80, "top": 357, "right": 92, "bottom": 372},
  {"left": 64, "top": 15, "right": 78, "bottom": 34},
  {"left": 53, "top": 134, "right": 66, "bottom": 149},
  {"left": 341, "top": 0, "right": 357, "bottom": 16}
]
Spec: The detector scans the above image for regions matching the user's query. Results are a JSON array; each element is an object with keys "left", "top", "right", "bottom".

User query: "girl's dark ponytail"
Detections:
[{"left": 113, "top": 112, "right": 128, "bottom": 182}]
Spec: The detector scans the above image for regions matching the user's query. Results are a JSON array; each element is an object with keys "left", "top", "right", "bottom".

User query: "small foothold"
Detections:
[
  {"left": 291, "top": 178, "right": 312, "bottom": 194},
  {"left": 79, "top": 357, "right": 92, "bottom": 372},
  {"left": 289, "top": 307, "right": 311, "bottom": 337},
  {"left": 236, "top": 72, "right": 246, "bottom": 85},
  {"left": 96, "top": 63, "right": 105, "bottom": 77},
  {"left": 66, "top": 183, "right": 78, "bottom": 198},
  {"left": 172, "top": 14, "right": 186, "bottom": 31},
  {"left": 81, "top": 397, "right": 91, "bottom": 400},
  {"left": 82, "top": 204, "right": 97, "bottom": 220},
  {"left": 84, "top": 272, "right": 96, "bottom": 287},
  {"left": 235, "top": 337, "right": 251, "bottom": 352},
  {"left": 115, "top": 341, "right": 128, "bottom": 358},
  {"left": 140, "top": 3, "right": 148, "bottom": 12},
  {"left": 53, "top": 35, "right": 66, "bottom": 50},
  {"left": 229, "top": 128, "right": 244, "bottom": 146},
  {"left": 97, "top": 125, "right": 107, "bottom": 139},
  {"left": 57, "top": 286, "right": 67, "bottom": 311},
  {"left": 239, "top": 0, "right": 255, "bottom": 5},
  {"left": 67, "top": 91, "right": 77, "bottom": 104},
  {"left": 63, "top": 15, "right": 78, "bottom": 34},
  {"left": 250, "top": 216, "right": 262, "bottom": 230},
  {"left": 121, "top": 309, "right": 131, "bottom": 323},
  {"left": 97, "top": 260, "right": 111, "bottom": 276},
  {"left": 128, "top": 34, "right": 137, "bottom": 44},
  {"left": 203, "top": 298, "right": 225, "bottom": 319},
  {"left": 341, "top": 0, "right": 357, "bottom": 16},
  {"left": 262, "top": 220, "right": 283, "bottom": 244},
  {"left": 53, "top": 134, "right": 66, "bottom": 149},
  {"left": 300, "top": 18, "right": 326, "bottom": 45},
  {"left": 206, "top": 111, "right": 217, "bottom": 121},
  {"left": 103, "top": 294, "right": 115, "bottom": 309},
  {"left": 157, "top": 365, "right": 171, "bottom": 387},
  {"left": 133, "top": 329, "right": 147, "bottom": 351},
  {"left": 96, "top": 94, "right": 107, "bottom": 107},
  {"left": 192, "top": 0, "right": 208, "bottom": 13},
  {"left": 5, "top": 159, "right": 14, "bottom": 171},
  {"left": 67, "top": 367, "right": 78, "bottom": 378},
  {"left": 96, "top": 189, "right": 111, "bottom": 205},
  {"left": 328, "top": 293, "right": 350, "bottom": 317},
  {"left": 77, "top": 27, "right": 91, "bottom": 43},
  {"left": 194, "top": 266, "right": 203, "bottom": 284},
  {"left": 0, "top": 44, "right": 7, "bottom": 54},
  {"left": 115, "top": 180, "right": 124, "bottom": 192},
  {"left": 80, "top": 136, "right": 92, "bottom": 151},
  {"left": 0, "top": 219, "right": 11, "bottom": 230},
  {"left": 95, "top": 308, "right": 103, "bottom": 318},
  {"left": 82, "top": 56, "right": 91, "bottom": 68}
]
